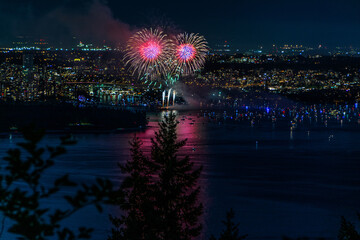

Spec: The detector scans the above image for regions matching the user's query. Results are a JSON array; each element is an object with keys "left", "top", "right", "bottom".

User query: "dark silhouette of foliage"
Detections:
[
  {"left": 109, "top": 112, "right": 203, "bottom": 240},
  {"left": 282, "top": 237, "right": 311, "bottom": 240},
  {"left": 210, "top": 208, "right": 248, "bottom": 240},
  {"left": 108, "top": 136, "right": 157, "bottom": 240},
  {"left": 151, "top": 112, "right": 203, "bottom": 240},
  {"left": 0, "top": 126, "right": 115, "bottom": 240},
  {"left": 338, "top": 214, "right": 360, "bottom": 240}
]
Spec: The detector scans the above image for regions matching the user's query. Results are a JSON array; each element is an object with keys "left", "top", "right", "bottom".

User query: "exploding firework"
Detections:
[
  {"left": 124, "top": 29, "right": 208, "bottom": 89},
  {"left": 174, "top": 33, "right": 208, "bottom": 75},
  {"left": 125, "top": 28, "right": 174, "bottom": 80}
]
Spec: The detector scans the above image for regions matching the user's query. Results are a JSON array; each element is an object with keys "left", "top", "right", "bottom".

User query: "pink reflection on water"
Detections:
[
  {"left": 121, "top": 110, "right": 210, "bottom": 238},
  {"left": 134, "top": 111, "right": 206, "bottom": 154}
]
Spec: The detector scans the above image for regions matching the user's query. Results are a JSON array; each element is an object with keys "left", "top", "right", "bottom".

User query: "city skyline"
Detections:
[
  {"left": 1, "top": 0, "right": 360, "bottom": 49},
  {"left": 2, "top": 1, "right": 360, "bottom": 238}
]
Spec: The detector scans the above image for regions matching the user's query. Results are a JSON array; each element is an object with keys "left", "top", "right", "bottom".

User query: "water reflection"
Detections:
[
  {"left": 120, "top": 110, "right": 210, "bottom": 239},
  {"left": 1, "top": 110, "right": 360, "bottom": 239}
]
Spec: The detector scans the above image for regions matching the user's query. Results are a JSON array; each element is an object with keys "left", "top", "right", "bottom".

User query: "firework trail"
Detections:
[
  {"left": 167, "top": 88, "right": 172, "bottom": 107},
  {"left": 162, "top": 90, "right": 166, "bottom": 107},
  {"left": 124, "top": 28, "right": 174, "bottom": 80},
  {"left": 172, "top": 90, "right": 176, "bottom": 106}
]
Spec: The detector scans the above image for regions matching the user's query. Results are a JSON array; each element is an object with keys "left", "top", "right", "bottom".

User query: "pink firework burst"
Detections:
[
  {"left": 125, "top": 28, "right": 174, "bottom": 79},
  {"left": 177, "top": 44, "right": 196, "bottom": 62},
  {"left": 140, "top": 41, "right": 162, "bottom": 60},
  {"left": 175, "top": 33, "right": 208, "bottom": 75}
]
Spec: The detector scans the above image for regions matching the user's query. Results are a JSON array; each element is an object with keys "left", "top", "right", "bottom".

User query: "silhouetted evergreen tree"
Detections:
[
  {"left": 0, "top": 126, "right": 114, "bottom": 240},
  {"left": 210, "top": 208, "right": 248, "bottom": 240},
  {"left": 108, "top": 136, "right": 157, "bottom": 240},
  {"left": 151, "top": 112, "right": 203, "bottom": 240},
  {"left": 338, "top": 214, "right": 360, "bottom": 240},
  {"left": 110, "top": 112, "right": 203, "bottom": 240}
]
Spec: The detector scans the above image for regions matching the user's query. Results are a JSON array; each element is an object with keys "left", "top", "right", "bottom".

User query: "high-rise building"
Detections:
[
  {"left": 23, "top": 54, "right": 34, "bottom": 70},
  {"left": 23, "top": 54, "right": 34, "bottom": 83}
]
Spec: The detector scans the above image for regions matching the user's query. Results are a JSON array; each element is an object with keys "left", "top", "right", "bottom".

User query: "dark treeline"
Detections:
[{"left": 0, "top": 103, "right": 147, "bottom": 132}]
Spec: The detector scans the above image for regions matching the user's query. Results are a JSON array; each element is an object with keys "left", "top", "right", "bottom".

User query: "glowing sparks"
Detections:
[
  {"left": 175, "top": 33, "right": 208, "bottom": 75},
  {"left": 140, "top": 41, "right": 161, "bottom": 60},
  {"left": 124, "top": 29, "right": 209, "bottom": 88},
  {"left": 177, "top": 44, "right": 196, "bottom": 61},
  {"left": 125, "top": 28, "right": 173, "bottom": 79}
]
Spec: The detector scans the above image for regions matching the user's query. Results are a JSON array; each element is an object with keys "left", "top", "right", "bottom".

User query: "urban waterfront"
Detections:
[
  {"left": 1, "top": 109, "right": 360, "bottom": 240},
  {"left": 2, "top": 0, "right": 360, "bottom": 239}
]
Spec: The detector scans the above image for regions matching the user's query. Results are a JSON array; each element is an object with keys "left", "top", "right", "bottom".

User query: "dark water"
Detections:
[{"left": 1, "top": 110, "right": 360, "bottom": 240}]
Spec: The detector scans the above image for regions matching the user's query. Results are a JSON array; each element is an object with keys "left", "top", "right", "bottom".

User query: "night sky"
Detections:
[{"left": 1, "top": 0, "right": 360, "bottom": 49}]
